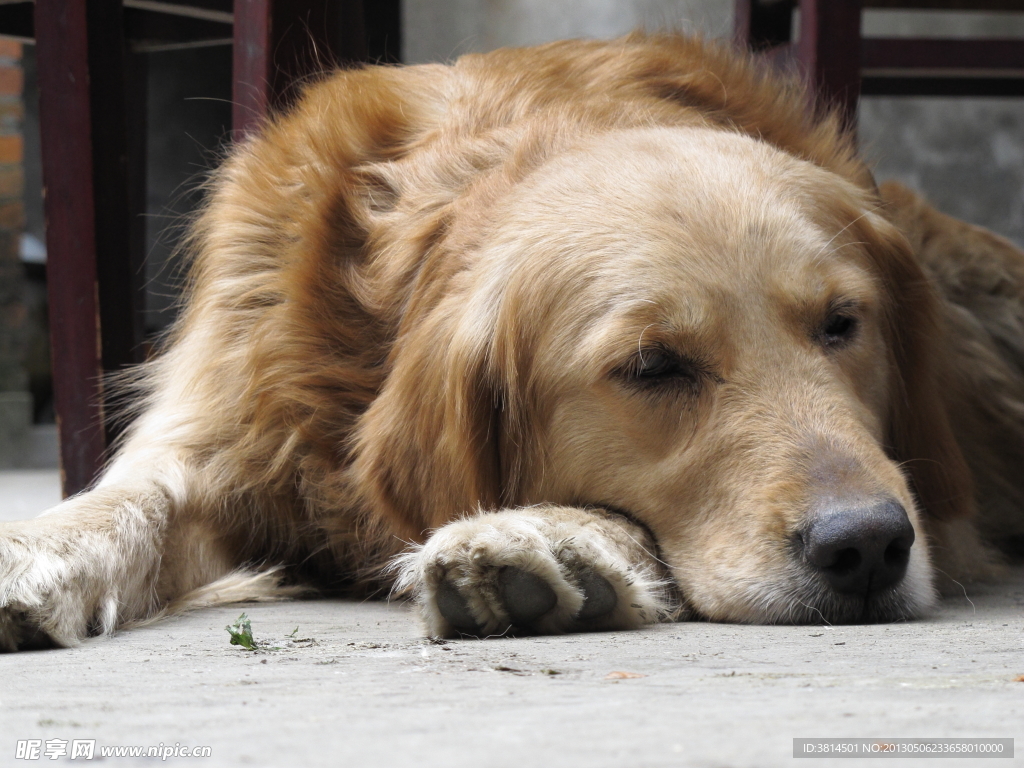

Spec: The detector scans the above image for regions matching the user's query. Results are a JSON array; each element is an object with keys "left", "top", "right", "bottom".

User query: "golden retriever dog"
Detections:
[{"left": 3, "top": 33, "right": 1023, "bottom": 650}]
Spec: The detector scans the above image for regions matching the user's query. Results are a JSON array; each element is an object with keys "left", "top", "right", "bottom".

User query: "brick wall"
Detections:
[{"left": 0, "top": 37, "right": 29, "bottom": 467}]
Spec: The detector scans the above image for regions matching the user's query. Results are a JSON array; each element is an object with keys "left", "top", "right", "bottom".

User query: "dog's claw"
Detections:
[
  {"left": 576, "top": 569, "right": 618, "bottom": 620},
  {"left": 498, "top": 567, "right": 557, "bottom": 625}
]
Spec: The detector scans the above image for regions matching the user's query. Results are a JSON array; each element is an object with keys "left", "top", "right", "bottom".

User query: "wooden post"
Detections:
[
  {"left": 232, "top": 0, "right": 350, "bottom": 137},
  {"left": 735, "top": 0, "right": 794, "bottom": 52},
  {"left": 35, "top": 0, "right": 141, "bottom": 496},
  {"left": 232, "top": 0, "right": 401, "bottom": 137},
  {"left": 797, "top": 0, "right": 863, "bottom": 131},
  {"left": 734, "top": 0, "right": 863, "bottom": 129}
]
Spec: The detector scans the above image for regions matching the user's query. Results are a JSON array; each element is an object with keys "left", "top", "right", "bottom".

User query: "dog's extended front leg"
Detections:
[
  {"left": 0, "top": 466, "right": 247, "bottom": 652},
  {"left": 394, "top": 505, "right": 680, "bottom": 637}
]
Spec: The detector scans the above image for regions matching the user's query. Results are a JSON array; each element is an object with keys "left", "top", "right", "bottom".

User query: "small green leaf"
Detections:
[
  {"left": 287, "top": 626, "right": 299, "bottom": 638},
  {"left": 226, "top": 613, "right": 257, "bottom": 651}
]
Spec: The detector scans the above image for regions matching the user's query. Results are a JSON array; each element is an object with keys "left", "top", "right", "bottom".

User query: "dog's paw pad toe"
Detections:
[
  {"left": 576, "top": 569, "right": 617, "bottom": 620},
  {"left": 435, "top": 580, "right": 481, "bottom": 635},
  {"left": 497, "top": 567, "right": 557, "bottom": 625}
]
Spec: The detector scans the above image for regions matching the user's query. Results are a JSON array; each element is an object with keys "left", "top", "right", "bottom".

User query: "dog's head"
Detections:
[{"left": 355, "top": 125, "right": 972, "bottom": 623}]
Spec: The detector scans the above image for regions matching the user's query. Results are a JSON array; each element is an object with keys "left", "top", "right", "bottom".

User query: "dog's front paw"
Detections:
[
  {"left": 0, "top": 524, "right": 113, "bottom": 651},
  {"left": 0, "top": 501, "right": 161, "bottom": 652},
  {"left": 393, "top": 506, "right": 677, "bottom": 637}
]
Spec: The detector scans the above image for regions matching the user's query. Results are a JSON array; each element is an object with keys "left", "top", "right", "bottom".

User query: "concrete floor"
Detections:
[{"left": 1, "top": 472, "right": 1022, "bottom": 767}]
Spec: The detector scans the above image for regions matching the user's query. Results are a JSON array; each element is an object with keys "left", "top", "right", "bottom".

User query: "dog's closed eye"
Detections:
[
  {"left": 634, "top": 349, "right": 679, "bottom": 378},
  {"left": 819, "top": 304, "right": 860, "bottom": 350},
  {"left": 618, "top": 347, "right": 709, "bottom": 395}
]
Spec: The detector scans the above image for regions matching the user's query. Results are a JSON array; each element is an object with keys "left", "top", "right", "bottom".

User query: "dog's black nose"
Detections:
[{"left": 803, "top": 498, "right": 915, "bottom": 595}]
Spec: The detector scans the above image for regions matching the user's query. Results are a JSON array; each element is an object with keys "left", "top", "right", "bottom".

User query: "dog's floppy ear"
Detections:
[
  {"left": 860, "top": 209, "right": 975, "bottom": 523},
  {"left": 351, "top": 293, "right": 504, "bottom": 541}
]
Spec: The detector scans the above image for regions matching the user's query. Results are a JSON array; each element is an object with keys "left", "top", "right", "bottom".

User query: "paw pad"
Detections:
[
  {"left": 436, "top": 580, "right": 481, "bottom": 634},
  {"left": 497, "top": 567, "right": 557, "bottom": 625},
  {"left": 576, "top": 569, "right": 617, "bottom": 620}
]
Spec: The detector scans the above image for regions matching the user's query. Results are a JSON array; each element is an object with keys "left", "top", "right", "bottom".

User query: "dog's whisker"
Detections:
[
  {"left": 933, "top": 568, "right": 977, "bottom": 614},
  {"left": 812, "top": 203, "right": 887, "bottom": 263}
]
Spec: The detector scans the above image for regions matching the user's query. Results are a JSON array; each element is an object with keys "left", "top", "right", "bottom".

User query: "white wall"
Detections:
[{"left": 403, "top": 0, "right": 733, "bottom": 64}]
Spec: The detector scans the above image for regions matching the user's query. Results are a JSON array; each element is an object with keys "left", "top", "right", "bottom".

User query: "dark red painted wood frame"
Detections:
[
  {"left": 735, "top": 0, "right": 1024, "bottom": 127},
  {"left": 36, "top": 0, "right": 142, "bottom": 496},
  {"left": 34, "top": 0, "right": 399, "bottom": 496},
  {"left": 232, "top": 0, "right": 400, "bottom": 137}
]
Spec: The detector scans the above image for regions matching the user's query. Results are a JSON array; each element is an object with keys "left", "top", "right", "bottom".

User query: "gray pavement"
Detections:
[{"left": 1, "top": 472, "right": 1022, "bottom": 767}]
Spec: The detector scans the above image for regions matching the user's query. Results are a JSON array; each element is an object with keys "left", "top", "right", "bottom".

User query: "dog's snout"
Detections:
[{"left": 803, "top": 498, "right": 915, "bottom": 595}]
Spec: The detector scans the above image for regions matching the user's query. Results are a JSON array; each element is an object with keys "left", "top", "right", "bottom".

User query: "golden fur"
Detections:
[{"left": 2, "top": 33, "right": 1023, "bottom": 649}]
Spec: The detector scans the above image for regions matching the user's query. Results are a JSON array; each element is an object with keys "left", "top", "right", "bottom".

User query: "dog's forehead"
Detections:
[
  {"left": 496, "top": 126, "right": 868, "bottom": 274},
  {"left": 485, "top": 126, "right": 879, "bottom": 326}
]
